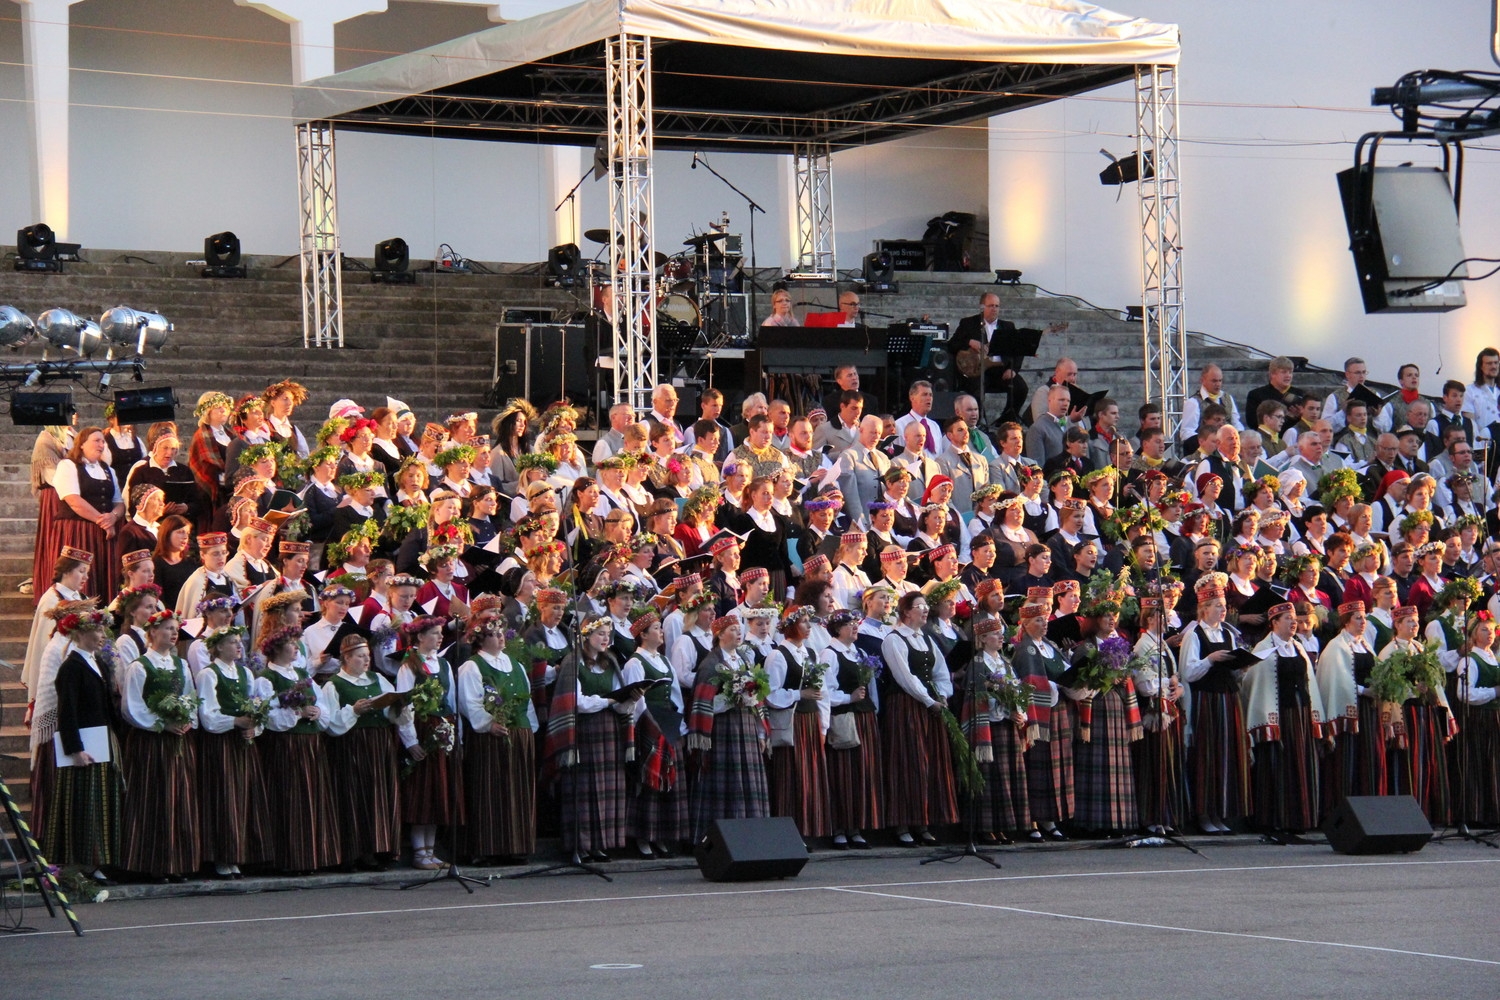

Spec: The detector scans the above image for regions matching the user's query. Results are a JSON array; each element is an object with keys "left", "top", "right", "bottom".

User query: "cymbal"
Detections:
[
  {"left": 683, "top": 232, "right": 729, "bottom": 248},
  {"left": 583, "top": 228, "right": 613, "bottom": 244},
  {"left": 653, "top": 251, "right": 670, "bottom": 269}
]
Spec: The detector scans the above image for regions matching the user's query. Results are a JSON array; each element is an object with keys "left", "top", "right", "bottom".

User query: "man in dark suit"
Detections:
[
  {"left": 1243, "top": 355, "right": 1299, "bottom": 430},
  {"left": 949, "top": 291, "right": 1030, "bottom": 426}
]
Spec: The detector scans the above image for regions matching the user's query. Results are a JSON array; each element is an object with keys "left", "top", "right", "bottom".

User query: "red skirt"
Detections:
[
  {"left": 827, "top": 710, "right": 883, "bottom": 832},
  {"left": 401, "top": 715, "right": 466, "bottom": 827},
  {"left": 35, "top": 487, "right": 120, "bottom": 604},
  {"left": 327, "top": 726, "right": 402, "bottom": 859},
  {"left": 881, "top": 691, "right": 959, "bottom": 828},
  {"left": 197, "top": 730, "right": 272, "bottom": 866},
  {"left": 261, "top": 730, "right": 342, "bottom": 872},
  {"left": 976, "top": 719, "right": 1031, "bottom": 833},
  {"left": 120, "top": 726, "right": 200, "bottom": 877},
  {"left": 771, "top": 709, "right": 832, "bottom": 838},
  {"left": 1025, "top": 698, "right": 1076, "bottom": 823},
  {"left": 461, "top": 726, "right": 536, "bottom": 858}
]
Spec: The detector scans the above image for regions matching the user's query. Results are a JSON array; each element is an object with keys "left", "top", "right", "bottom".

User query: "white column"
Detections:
[
  {"left": 14, "top": 0, "right": 84, "bottom": 236},
  {"left": 237, "top": 0, "right": 388, "bottom": 84},
  {"left": 546, "top": 145, "right": 586, "bottom": 251}
]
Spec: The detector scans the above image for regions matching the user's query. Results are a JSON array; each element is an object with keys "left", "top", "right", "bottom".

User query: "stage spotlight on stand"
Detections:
[
  {"left": 10, "top": 390, "right": 76, "bottom": 426},
  {"left": 372, "top": 237, "right": 414, "bottom": 285},
  {"left": 546, "top": 243, "right": 582, "bottom": 287},
  {"left": 994, "top": 269, "right": 1023, "bottom": 285},
  {"left": 112, "top": 385, "right": 177, "bottom": 424},
  {"left": 202, "top": 231, "right": 247, "bottom": 278},
  {"left": 861, "top": 250, "right": 897, "bottom": 293},
  {"left": 37, "top": 308, "right": 103, "bottom": 357},
  {"left": 1098, "top": 148, "right": 1154, "bottom": 186},
  {"left": 15, "top": 223, "right": 80, "bottom": 273},
  {"left": 0, "top": 305, "right": 36, "bottom": 349},
  {"left": 100, "top": 306, "right": 172, "bottom": 355}
]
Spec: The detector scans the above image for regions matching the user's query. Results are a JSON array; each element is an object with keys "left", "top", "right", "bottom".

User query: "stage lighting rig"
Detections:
[{"left": 203, "top": 231, "right": 247, "bottom": 278}]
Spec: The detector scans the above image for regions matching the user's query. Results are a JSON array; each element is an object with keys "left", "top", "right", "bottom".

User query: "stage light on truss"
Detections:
[
  {"left": 861, "top": 250, "right": 896, "bottom": 293},
  {"left": 1098, "top": 149, "right": 1154, "bottom": 186},
  {"left": 0, "top": 305, "right": 36, "bottom": 349},
  {"left": 10, "top": 390, "right": 75, "bottom": 426},
  {"left": 202, "top": 231, "right": 247, "bottom": 278},
  {"left": 15, "top": 222, "right": 79, "bottom": 272},
  {"left": 547, "top": 243, "right": 582, "bottom": 287},
  {"left": 99, "top": 306, "right": 172, "bottom": 354},
  {"left": 36, "top": 308, "right": 103, "bottom": 357},
  {"left": 372, "top": 237, "right": 414, "bottom": 285}
]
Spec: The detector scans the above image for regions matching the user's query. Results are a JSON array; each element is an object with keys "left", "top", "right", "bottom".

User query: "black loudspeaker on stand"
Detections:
[
  {"left": 696, "top": 817, "right": 807, "bottom": 882},
  {"left": 1323, "top": 795, "right": 1432, "bottom": 855}
]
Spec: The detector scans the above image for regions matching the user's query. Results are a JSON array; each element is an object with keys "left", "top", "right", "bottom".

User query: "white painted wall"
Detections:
[{"left": 987, "top": 0, "right": 1500, "bottom": 384}]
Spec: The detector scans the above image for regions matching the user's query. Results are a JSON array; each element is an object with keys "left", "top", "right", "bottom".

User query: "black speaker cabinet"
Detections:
[
  {"left": 1336, "top": 164, "right": 1467, "bottom": 314},
  {"left": 1323, "top": 795, "right": 1432, "bottom": 855},
  {"left": 695, "top": 816, "right": 808, "bottom": 882},
  {"left": 489, "top": 322, "right": 594, "bottom": 409}
]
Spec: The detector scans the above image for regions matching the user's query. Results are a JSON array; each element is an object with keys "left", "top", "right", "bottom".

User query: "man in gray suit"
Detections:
[
  {"left": 988, "top": 420, "right": 1037, "bottom": 493},
  {"left": 837, "top": 415, "right": 892, "bottom": 527},
  {"left": 1026, "top": 383, "right": 1071, "bottom": 466},
  {"left": 812, "top": 390, "right": 864, "bottom": 458}
]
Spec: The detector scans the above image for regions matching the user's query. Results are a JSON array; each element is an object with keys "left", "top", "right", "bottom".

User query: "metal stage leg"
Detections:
[{"left": 1136, "top": 64, "right": 1185, "bottom": 435}]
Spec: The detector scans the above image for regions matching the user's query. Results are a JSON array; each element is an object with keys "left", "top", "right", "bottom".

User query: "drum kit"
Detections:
[{"left": 579, "top": 216, "right": 747, "bottom": 353}]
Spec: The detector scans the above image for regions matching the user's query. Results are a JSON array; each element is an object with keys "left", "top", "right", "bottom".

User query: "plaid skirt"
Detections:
[
  {"left": 827, "top": 710, "right": 884, "bottom": 832},
  {"left": 29, "top": 748, "right": 58, "bottom": 856},
  {"left": 975, "top": 720, "right": 1030, "bottom": 833},
  {"left": 1187, "top": 688, "right": 1251, "bottom": 822},
  {"left": 327, "top": 726, "right": 402, "bottom": 860},
  {"left": 1458, "top": 708, "right": 1500, "bottom": 825},
  {"left": 401, "top": 716, "right": 467, "bottom": 827},
  {"left": 629, "top": 730, "right": 690, "bottom": 846},
  {"left": 197, "top": 730, "right": 272, "bottom": 866},
  {"left": 260, "top": 731, "right": 341, "bottom": 872},
  {"left": 462, "top": 726, "right": 537, "bottom": 858},
  {"left": 1133, "top": 709, "right": 1186, "bottom": 831},
  {"left": 771, "top": 710, "right": 832, "bottom": 838},
  {"left": 1399, "top": 701, "right": 1451, "bottom": 826},
  {"left": 881, "top": 690, "right": 959, "bottom": 828},
  {"left": 1025, "top": 698, "right": 1075, "bottom": 824},
  {"left": 558, "top": 710, "right": 627, "bottom": 853},
  {"left": 42, "top": 759, "right": 123, "bottom": 869},
  {"left": 1251, "top": 703, "right": 1321, "bottom": 833},
  {"left": 1073, "top": 688, "right": 1139, "bottom": 832},
  {"left": 119, "top": 726, "right": 200, "bottom": 877},
  {"left": 690, "top": 708, "right": 770, "bottom": 843}
]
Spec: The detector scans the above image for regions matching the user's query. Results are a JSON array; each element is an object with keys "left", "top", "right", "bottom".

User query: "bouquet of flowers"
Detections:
[
  {"left": 1074, "top": 635, "right": 1139, "bottom": 694},
  {"left": 853, "top": 650, "right": 884, "bottom": 690},
  {"left": 1369, "top": 640, "right": 1445, "bottom": 704},
  {"left": 482, "top": 684, "right": 528, "bottom": 731},
  {"left": 276, "top": 679, "right": 317, "bottom": 711},
  {"left": 801, "top": 660, "right": 827, "bottom": 690},
  {"left": 408, "top": 676, "right": 447, "bottom": 719},
  {"left": 146, "top": 689, "right": 200, "bottom": 729},
  {"left": 716, "top": 661, "right": 770, "bottom": 709},
  {"left": 404, "top": 716, "right": 457, "bottom": 775},
  {"left": 246, "top": 694, "right": 273, "bottom": 733},
  {"left": 984, "top": 669, "right": 1031, "bottom": 716},
  {"left": 952, "top": 599, "right": 975, "bottom": 626}
]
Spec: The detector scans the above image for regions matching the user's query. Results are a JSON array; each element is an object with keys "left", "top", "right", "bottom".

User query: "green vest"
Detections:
[
  {"left": 140, "top": 652, "right": 187, "bottom": 705},
  {"left": 1472, "top": 654, "right": 1500, "bottom": 709},
  {"left": 578, "top": 659, "right": 618, "bottom": 698},
  {"left": 213, "top": 661, "right": 254, "bottom": 716},
  {"left": 330, "top": 673, "right": 391, "bottom": 730},
  {"left": 407, "top": 654, "right": 455, "bottom": 718},
  {"left": 261, "top": 664, "right": 320, "bottom": 735},
  {"left": 633, "top": 650, "right": 675, "bottom": 714},
  {"left": 1370, "top": 615, "right": 1394, "bottom": 654},
  {"left": 469, "top": 653, "right": 531, "bottom": 721}
]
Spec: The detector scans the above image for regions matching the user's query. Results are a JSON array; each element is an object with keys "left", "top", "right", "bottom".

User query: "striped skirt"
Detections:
[
  {"left": 1457, "top": 708, "right": 1500, "bottom": 826},
  {"left": 1187, "top": 688, "right": 1252, "bottom": 822},
  {"left": 690, "top": 708, "right": 770, "bottom": 843},
  {"left": 771, "top": 710, "right": 832, "bottom": 838},
  {"left": 881, "top": 691, "right": 959, "bottom": 829},
  {"left": 462, "top": 726, "right": 537, "bottom": 859},
  {"left": 975, "top": 720, "right": 1030, "bottom": 833},
  {"left": 1025, "top": 698, "right": 1075, "bottom": 824},
  {"left": 119, "top": 727, "right": 200, "bottom": 877},
  {"left": 29, "top": 748, "right": 58, "bottom": 851},
  {"left": 558, "top": 710, "right": 627, "bottom": 853},
  {"left": 260, "top": 731, "right": 341, "bottom": 872},
  {"left": 1133, "top": 709, "right": 1186, "bottom": 831},
  {"left": 628, "top": 732, "right": 689, "bottom": 846},
  {"left": 41, "top": 760, "right": 123, "bottom": 869},
  {"left": 197, "top": 730, "right": 272, "bottom": 866},
  {"left": 826, "top": 710, "right": 884, "bottom": 833},
  {"left": 1399, "top": 700, "right": 1452, "bottom": 826},
  {"left": 1074, "top": 689, "right": 1139, "bottom": 832},
  {"left": 326, "top": 727, "right": 402, "bottom": 860},
  {"left": 401, "top": 716, "right": 466, "bottom": 827},
  {"left": 1251, "top": 704, "right": 1321, "bottom": 833}
]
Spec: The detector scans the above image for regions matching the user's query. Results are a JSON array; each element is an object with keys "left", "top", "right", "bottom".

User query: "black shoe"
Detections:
[
  {"left": 636, "top": 842, "right": 655, "bottom": 859},
  {"left": 651, "top": 842, "right": 674, "bottom": 858},
  {"left": 589, "top": 850, "right": 612, "bottom": 863},
  {"left": 918, "top": 830, "right": 939, "bottom": 845},
  {"left": 1048, "top": 828, "right": 1068, "bottom": 841},
  {"left": 166, "top": 874, "right": 187, "bottom": 884},
  {"left": 997, "top": 832, "right": 1013, "bottom": 845},
  {"left": 1028, "top": 829, "right": 1045, "bottom": 842},
  {"left": 850, "top": 835, "right": 871, "bottom": 850},
  {"left": 978, "top": 832, "right": 999, "bottom": 845},
  {"left": 831, "top": 836, "right": 849, "bottom": 850}
]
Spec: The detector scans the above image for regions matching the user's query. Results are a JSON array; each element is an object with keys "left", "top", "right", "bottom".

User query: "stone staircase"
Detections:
[{"left": 0, "top": 252, "right": 1344, "bottom": 815}]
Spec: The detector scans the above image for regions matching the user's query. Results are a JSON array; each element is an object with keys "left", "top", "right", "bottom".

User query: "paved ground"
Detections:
[{"left": 3, "top": 839, "right": 1498, "bottom": 999}]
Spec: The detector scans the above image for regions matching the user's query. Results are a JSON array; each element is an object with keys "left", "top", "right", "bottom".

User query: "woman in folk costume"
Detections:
[
  {"left": 188, "top": 392, "right": 235, "bottom": 519},
  {"left": 1377, "top": 604, "right": 1457, "bottom": 825},
  {"left": 762, "top": 605, "right": 833, "bottom": 844},
  {"left": 1177, "top": 573, "right": 1253, "bottom": 834},
  {"left": 118, "top": 610, "right": 201, "bottom": 882},
  {"left": 1454, "top": 613, "right": 1500, "bottom": 825},
  {"left": 259, "top": 624, "right": 342, "bottom": 875},
  {"left": 42, "top": 426, "right": 125, "bottom": 602},
  {"left": 27, "top": 597, "right": 102, "bottom": 838},
  {"left": 1132, "top": 596, "right": 1187, "bottom": 836},
  {"left": 1315, "top": 600, "right": 1387, "bottom": 809},
  {"left": 456, "top": 613, "right": 538, "bottom": 864},
  {"left": 668, "top": 590, "right": 719, "bottom": 690},
  {"left": 225, "top": 516, "right": 278, "bottom": 591},
  {"left": 322, "top": 633, "right": 405, "bottom": 871},
  {"left": 546, "top": 615, "right": 636, "bottom": 863},
  {"left": 1011, "top": 601, "right": 1071, "bottom": 841},
  {"left": 968, "top": 615, "right": 1031, "bottom": 843},
  {"left": 1425, "top": 577, "right": 1481, "bottom": 680},
  {"left": 880, "top": 590, "right": 959, "bottom": 847},
  {"left": 195, "top": 624, "right": 273, "bottom": 878},
  {"left": 820, "top": 609, "right": 883, "bottom": 850},
  {"left": 686, "top": 615, "right": 772, "bottom": 843},
  {"left": 43, "top": 608, "right": 125, "bottom": 881},
  {"left": 1243, "top": 601, "right": 1330, "bottom": 834},
  {"left": 620, "top": 608, "right": 690, "bottom": 858},
  {"left": 1063, "top": 596, "right": 1145, "bottom": 836},
  {"left": 23, "top": 545, "right": 92, "bottom": 712},
  {"left": 521, "top": 587, "right": 570, "bottom": 724},
  {"left": 395, "top": 616, "right": 465, "bottom": 871},
  {"left": 112, "top": 582, "right": 163, "bottom": 666}
]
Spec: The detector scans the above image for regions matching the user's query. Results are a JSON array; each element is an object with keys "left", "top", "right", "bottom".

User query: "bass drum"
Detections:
[{"left": 657, "top": 292, "right": 700, "bottom": 333}]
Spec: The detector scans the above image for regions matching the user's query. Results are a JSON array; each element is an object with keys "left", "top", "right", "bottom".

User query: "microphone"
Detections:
[{"left": 691, "top": 152, "right": 699, "bottom": 170}]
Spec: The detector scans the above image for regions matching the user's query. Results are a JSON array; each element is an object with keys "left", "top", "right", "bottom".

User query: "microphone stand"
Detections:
[
  {"left": 692, "top": 153, "right": 766, "bottom": 325},
  {"left": 922, "top": 635, "right": 1002, "bottom": 869}
]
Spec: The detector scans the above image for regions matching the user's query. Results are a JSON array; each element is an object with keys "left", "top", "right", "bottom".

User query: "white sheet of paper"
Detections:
[
  {"left": 54, "top": 726, "right": 111, "bottom": 767},
  {"left": 421, "top": 597, "right": 440, "bottom": 615}
]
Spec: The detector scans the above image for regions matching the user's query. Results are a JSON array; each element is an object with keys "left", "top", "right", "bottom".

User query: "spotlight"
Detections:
[
  {"left": 112, "top": 385, "right": 177, "bottom": 424},
  {"left": 15, "top": 223, "right": 78, "bottom": 272},
  {"left": 202, "top": 231, "right": 246, "bottom": 278},
  {"left": 10, "top": 390, "right": 76, "bottom": 426},
  {"left": 36, "top": 307, "right": 103, "bottom": 357},
  {"left": 1098, "top": 149, "right": 1154, "bottom": 186},
  {"left": 546, "top": 243, "right": 582, "bottom": 287},
  {"left": 0, "top": 305, "right": 35, "bottom": 349},
  {"left": 861, "top": 250, "right": 897, "bottom": 293},
  {"left": 99, "top": 306, "right": 172, "bottom": 354},
  {"left": 371, "top": 237, "right": 414, "bottom": 285},
  {"left": 993, "top": 269, "right": 1023, "bottom": 285}
]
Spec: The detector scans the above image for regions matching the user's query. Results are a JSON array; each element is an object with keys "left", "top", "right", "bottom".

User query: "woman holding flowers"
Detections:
[
  {"left": 395, "top": 616, "right": 465, "bottom": 870},
  {"left": 196, "top": 624, "right": 273, "bottom": 878},
  {"left": 820, "top": 609, "right": 883, "bottom": 849},
  {"left": 1243, "top": 601, "right": 1329, "bottom": 834},
  {"left": 323, "top": 633, "right": 405, "bottom": 871},
  {"left": 1178, "top": 574, "right": 1253, "bottom": 834},
  {"left": 1315, "top": 600, "right": 1386, "bottom": 806},
  {"left": 687, "top": 615, "right": 771, "bottom": 843},
  {"left": 763, "top": 605, "right": 832, "bottom": 844},
  {"left": 1131, "top": 596, "right": 1186, "bottom": 836},
  {"left": 456, "top": 614, "right": 538, "bottom": 863},
  {"left": 880, "top": 590, "right": 959, "bottom": 847},
  {"left": 260, "top": 624, "right": 341, "bottom": 875},
  {"left": 1012, "top": 602, "right": 1070, "bottom": 840},
  {"left": 1063, "top": 595, "right": 1144, "bottom": 835},
  {"left": 1455, "top": 613, "right": 1500, "bottom": 825},
  {"left": 621, "top": 608, "right": 690, "bottom": 858},
  {"left": 118, "top": 609, "right": 200, "bottom": 881},
  {"left": 1375, "top": 605, "right": 1455, "bottom": 825},
  {"left": 971, "top": 616, "right": 1031, "bottom": 843}
]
